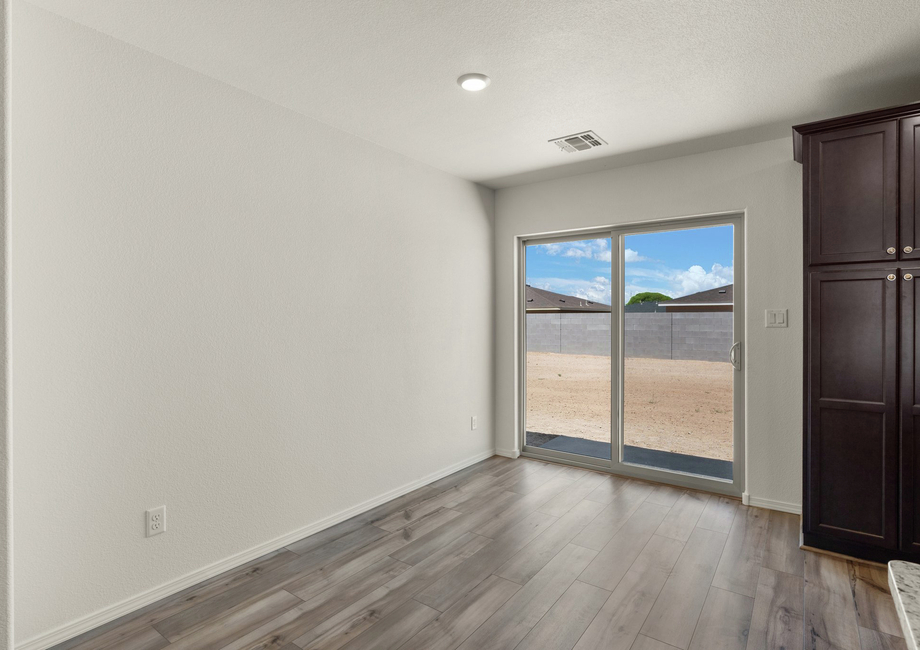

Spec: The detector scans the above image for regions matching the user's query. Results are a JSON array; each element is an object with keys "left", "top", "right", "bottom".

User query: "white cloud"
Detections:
[
  {"left": 532, "top": 240, "right": 732, "bottom": 304},
  {"left": 536, "top": 261, "right": 732, "bottom": 306},
  {"left": 573, "top": 277, "right": 613, "bottom": 305},
  {"left": 536, "top": 239, "right": 618, "bottom": 264},
  {"left": 668, "top": 263, "right": 733, "bottom": 296},
  {"left": 622, "top": 262, "right": 733, "bottom": 301},
  {"left": 533, "top": 239, "right": 649, "bottom": 265},
  {"left": 624, "top": 248, "right": 647, "bottom": 263}
]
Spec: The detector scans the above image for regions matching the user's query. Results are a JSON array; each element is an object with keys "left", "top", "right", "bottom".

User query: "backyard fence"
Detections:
[{"left": 526, "top": 312, "right": 733, "bottom": 363}]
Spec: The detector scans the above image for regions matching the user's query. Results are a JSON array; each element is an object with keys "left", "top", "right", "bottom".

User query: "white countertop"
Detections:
[{"left": 889, "top": 560, "right": 920, "bottom": 650}]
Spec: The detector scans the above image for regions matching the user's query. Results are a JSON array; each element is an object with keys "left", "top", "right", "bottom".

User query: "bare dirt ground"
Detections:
[{"left": 526, "top": 352, "right": 733, "bottom": 461}]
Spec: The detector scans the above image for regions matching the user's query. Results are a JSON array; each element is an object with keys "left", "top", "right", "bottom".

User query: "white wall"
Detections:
[
  {"left": 494, "top": 138, "right": 803, "bottom": 510},
  {"left": 12, "top": 2, "right": 494, "bottom": 645},
  {"left": 0, "top": 0, "right": 10, "bottom": 647}
]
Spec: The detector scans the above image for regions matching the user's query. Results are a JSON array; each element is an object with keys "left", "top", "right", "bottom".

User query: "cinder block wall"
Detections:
[
  {"left": 624, "top": 312, "right": 671, "bottom": 359},
  {"left": 526, "top": 312, "right": 732, "bottom": 362},
  {"left": 524, "top": 313, "right": 561, "bottom": 352},
  {"left": 560, "top": 313, "right": 611, "bottom": 356},
  {"left": 670, "top": 313, "right": 734, "bottom": 362}
]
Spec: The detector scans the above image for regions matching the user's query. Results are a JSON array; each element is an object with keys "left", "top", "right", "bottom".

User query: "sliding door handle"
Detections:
[{"left": 729, "top": 341, "right": 742, "bottom": 371}]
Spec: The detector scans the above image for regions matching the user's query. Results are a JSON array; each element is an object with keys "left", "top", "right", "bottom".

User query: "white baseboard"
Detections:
[
  {"left": 495, "top": 447, "right": 519, "bottom": 459},
  {"left": 18, "top": 448, "right": 497, "bottom": 650},
  {"left": 742, "top": 492, "right": 801, "bottom": 515}
]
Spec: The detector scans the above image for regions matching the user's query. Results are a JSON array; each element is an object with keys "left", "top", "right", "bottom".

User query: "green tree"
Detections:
[{"left": 627, "top": 291, "right": 671, "bottom": 305}]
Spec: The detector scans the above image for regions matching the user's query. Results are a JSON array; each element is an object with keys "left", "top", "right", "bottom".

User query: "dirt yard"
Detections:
[{"left": 526, "top": 352, "right": 733, "bottom": 461}]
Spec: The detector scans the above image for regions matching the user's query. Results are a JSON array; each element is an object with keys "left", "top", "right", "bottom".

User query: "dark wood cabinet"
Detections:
[
  {"left": 806, "top": 121, "right": 898, "bottom": 265},
  {"left": 795, "top": 102, "right": 920, "bottom": 562},
  {"left": 901, "top": 267, "right": 920, "bottom": 550},
  {"left": 806, "top": 269, "right": 898, "bottom": 549},
  {"left": 902, "top": 116, "right": 920, "bottom": 261}
]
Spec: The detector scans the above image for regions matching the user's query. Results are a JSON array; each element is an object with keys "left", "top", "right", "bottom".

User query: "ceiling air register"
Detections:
[{"left": 549, "top": 131, "right": 607, "bottom": 153}]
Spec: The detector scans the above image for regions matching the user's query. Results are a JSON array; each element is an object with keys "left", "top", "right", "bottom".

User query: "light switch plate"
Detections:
[{"left": 765, "top": 309, "right": 788, "bottom": 328}]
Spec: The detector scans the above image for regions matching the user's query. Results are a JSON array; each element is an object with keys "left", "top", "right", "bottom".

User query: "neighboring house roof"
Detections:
[
  {"left": 661, "top": 284, "right": 733, "bottom": 306},
  {"left": 525, "top": 285, "right": 610, "bottom": 313}
]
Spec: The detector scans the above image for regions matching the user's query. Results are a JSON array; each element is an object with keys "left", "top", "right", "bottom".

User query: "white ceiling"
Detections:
[{"left": 27, "top": 0, "right": 920, "bottom": 188}]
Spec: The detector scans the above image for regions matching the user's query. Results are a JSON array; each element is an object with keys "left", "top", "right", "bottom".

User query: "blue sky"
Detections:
[{"left": 525, "top": 225, "right": 734, "bottom": 305}]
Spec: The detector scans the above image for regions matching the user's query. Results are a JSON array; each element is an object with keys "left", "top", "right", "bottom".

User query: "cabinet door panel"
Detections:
[
  {"left": 818, "top": 277, "right": 886, "bottom": 402},
  {"left": 901, "top": 116, "right": 920, "bottom": 261},
  {"left": 902, "top": 267, "right": 920, "bottom": 551},
  {"left": 807, "top": 269, "right": 898, "bottom": 549},
  {"left": 807, "top": 121, "right": 898, "bottom": 265}
]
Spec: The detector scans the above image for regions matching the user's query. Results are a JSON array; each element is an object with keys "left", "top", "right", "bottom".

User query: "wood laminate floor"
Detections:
[{"left": 52, "top": 456, "right": 905, "bottom": 650}]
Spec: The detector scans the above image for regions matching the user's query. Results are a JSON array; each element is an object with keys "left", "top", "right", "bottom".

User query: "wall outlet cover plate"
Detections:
[{"left": 146, "top": 506, "right": 166, "bottom": 537}]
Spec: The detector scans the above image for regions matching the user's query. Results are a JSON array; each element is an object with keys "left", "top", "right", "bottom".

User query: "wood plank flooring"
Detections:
[{"left": 52, "top": 456, "right": 906, "bottom": 650}]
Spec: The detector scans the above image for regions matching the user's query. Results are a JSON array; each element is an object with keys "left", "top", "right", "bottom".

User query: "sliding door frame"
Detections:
[
  {"left": 518, "top": 211, "right": 745, "bottom": 498},
  {"left": 610, "top": 213, "right": 744, "bottom": 497},
  {"left": 519, "top": 229, "right": 615, "bottom": 472}
]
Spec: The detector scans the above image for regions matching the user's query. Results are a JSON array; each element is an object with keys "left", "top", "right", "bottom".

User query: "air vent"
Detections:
[{"left": 549, "top": 131, "right": 607, "bottom": 153}]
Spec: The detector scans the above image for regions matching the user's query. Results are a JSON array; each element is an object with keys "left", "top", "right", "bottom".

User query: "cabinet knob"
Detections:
[
  {"left": 907, "top": 274, "right": 914, "bottom": 281},
  {"left": 888, "top": 274, "right": 897, "bottom": 281},
  {"left": 888, "top": 247, "right": 897, "bottom": 254},
  {"left": 907, "top": 246, "right": 915, "bottom": 254}
]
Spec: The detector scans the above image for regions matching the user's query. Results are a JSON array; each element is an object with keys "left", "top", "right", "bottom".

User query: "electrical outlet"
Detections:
[
  {"left": 146, "top": 506, "right": 166, "bottom": 538},
  {"left": 471, "top": 416, "right": 478, "bottom": 431}
]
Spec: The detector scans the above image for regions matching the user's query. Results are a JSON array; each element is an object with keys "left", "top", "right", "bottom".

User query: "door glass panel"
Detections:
[
  {"left": 525, "top": 237, "right": 612, "bottom": 460},
  {"left": 621, "top": 225, "right": 734, "bottom": 479}
]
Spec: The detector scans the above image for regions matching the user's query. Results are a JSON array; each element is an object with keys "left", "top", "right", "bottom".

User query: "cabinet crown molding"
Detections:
[{"left": 792, "top": 100, "right": 920, "bottom": 163}]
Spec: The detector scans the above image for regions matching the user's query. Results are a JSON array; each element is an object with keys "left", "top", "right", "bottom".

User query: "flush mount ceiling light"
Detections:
[{"left": 457, "top": 73, "right": 490, "bottom": 91}]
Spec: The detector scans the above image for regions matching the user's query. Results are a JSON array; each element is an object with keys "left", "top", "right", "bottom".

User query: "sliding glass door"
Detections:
[
  {"left": 521, "top": 214, "right": 744, "bottom": 496},
  {"left": 522, "top": 234, "right": 613, "bottom": 466},
  {"left": 616, "top": 217, "right": 743, "bottom": 493}
]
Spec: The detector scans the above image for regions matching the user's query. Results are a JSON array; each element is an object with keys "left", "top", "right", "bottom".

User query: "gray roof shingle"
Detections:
[
  {"left": 525, "top": 285, "right": 610, "bottom": 312},
  {"left": 661, "top": 284, "right": 733, "bottom": 305}
]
